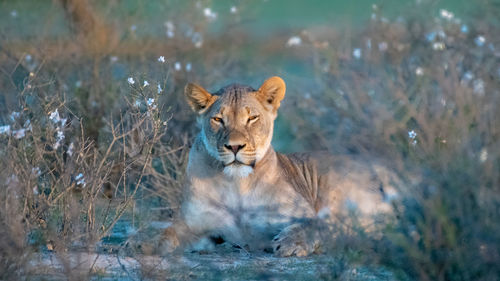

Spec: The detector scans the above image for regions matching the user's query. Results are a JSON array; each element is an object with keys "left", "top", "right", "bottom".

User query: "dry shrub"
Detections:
[
  {"left": 278, "top": 4, "right": 500, "bottom": 280},
  {"left": 0, "top": 67, "right": 186, "bottom": 279}
]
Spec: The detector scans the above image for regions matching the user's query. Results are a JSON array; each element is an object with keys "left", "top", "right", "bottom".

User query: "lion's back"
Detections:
[{"left": 276, "top": 152, "right": 398, "bottom": 222}]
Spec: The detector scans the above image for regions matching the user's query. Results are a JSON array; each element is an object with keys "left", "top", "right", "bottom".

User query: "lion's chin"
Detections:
[{"left": 223, "top": 163, "right": 254, "bottom": 178}]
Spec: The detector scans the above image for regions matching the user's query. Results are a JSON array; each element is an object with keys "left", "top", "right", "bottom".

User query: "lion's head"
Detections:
[{"left": 184, "top": 76, "right": 286, "bottom": 178}]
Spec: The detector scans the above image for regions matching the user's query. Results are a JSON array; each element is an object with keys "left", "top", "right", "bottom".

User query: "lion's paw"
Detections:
[
  {"left": 157, "top": 226, "right": 181, "bottom": 255},
  {"left": 272, "top": 223, "right": 320, "bottom": 257}
]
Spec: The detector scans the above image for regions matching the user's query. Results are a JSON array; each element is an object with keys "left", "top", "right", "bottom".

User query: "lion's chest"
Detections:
[{"left": 183, "top": 176, "right": 314, "bottom": 243}]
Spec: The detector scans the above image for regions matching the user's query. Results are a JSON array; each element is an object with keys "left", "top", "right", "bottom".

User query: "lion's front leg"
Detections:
[
  {"left": 272, "top": 220, "right": 326, "bottom": 257},
  {"left": 159, "top": 204, "right": 243, "bottom": 254},
  {"left": 158, "top": 220, "right": 189, "bottom": 254}
]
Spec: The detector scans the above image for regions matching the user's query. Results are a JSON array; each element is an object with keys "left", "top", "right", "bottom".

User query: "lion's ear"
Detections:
[
  {"left": 184, "top": 83, "right": 217, "bottom": 114},
  {"left": 256, "top": 76, "right": 286, "bottom": 112}
]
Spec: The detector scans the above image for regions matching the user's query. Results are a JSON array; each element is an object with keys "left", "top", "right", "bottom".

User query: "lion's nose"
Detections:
[{"left": 225, "top": 144, "right": 246, "bottom": 154}]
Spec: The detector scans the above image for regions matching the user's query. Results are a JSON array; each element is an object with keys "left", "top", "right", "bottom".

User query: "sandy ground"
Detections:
[{"left": 28, "top": 249, "right": 397, "bottom": 280}]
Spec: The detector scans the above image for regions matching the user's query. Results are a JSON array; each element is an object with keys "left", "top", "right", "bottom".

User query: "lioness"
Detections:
[{"left": 163, "top": 76, "right": 399, "bottom": 257}]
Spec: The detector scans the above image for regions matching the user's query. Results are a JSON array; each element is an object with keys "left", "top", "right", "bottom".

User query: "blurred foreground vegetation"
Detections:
[{"left": 1, "top": 0, "right": 499, "bottom": 280}]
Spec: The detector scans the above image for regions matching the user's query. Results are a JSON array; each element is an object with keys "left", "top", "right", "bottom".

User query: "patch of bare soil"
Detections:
[{"left": 29, "top": 249, "right": 396, "bottom": 280}]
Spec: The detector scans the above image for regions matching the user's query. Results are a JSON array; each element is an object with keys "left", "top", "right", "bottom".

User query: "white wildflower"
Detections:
[
  {"left": 158, "top": 56, "right": 165, "bottom": 63},
  {"left": 164, "top": 21, "right": 175, "bottom": 38},
  {"left": 56, "top": 129, "right": 64, "bottom": 141},
  {"left": 127, "top": 77, "right": 135, "bottom": 85},
  {"left": 75, "top": 173, "right": 86, "bottom": 187},
  {"left": 378, "top": 42, "right": 388, "bottom": 51},
  {"left": 75, "top": 80, "right": 82, "bottom": 88},
  {"left": 286, "top": 36, "right": 302, "bottom": 47},
  {"left": 49, "top": 109, "right": 67, "bottom": 126},
  {"left": 24, "top": 119, "right": 32, "bottom": 131},
  {"left": 143, "top": 80, "right": 149, "bottom": 87},
  {"left": 157, "top": 84, "right": 162, "bottom": 94},
  {"left": 13, "top": 129, "right": 26, "bottom": 139},
  {"left": 432, "top": 42, "right": 445, "bottom": 50},
  {"left": 25, "top": 54, "right": 32, "bottom": 62},
  {"left": 33, "top": 186, "right": 39, "bottom": 195},
  {"left": 415, "top": 67, "right": 424, "bottom": 76},
  {"left": 203, "top": 8, "right": 211, "bottom": 17},
  {"left": 49, "top": 109, "right": 60, "bottom": 122},
  {"left": 10, "top": 111, "right": 20, "bottom": 121},
  {"left": 54, "top": 129, "right": 64, "bottom": 149},
  {"left": 164, "top": 21, "right": 174, "bottom": 31},
  {"left": 230, "top": 6, "right": 237, "bottom": 14},
  {"left": 0, "top": 125, "right": 11, "bottom": 135},
  {"left": 479, "top": 148, "right": 488, "bottom": 163},
  {"left": 475, "top": 36, "right": 486, "bottom": 47},
  {"left": 147, "top": 98, "right": 155, "bottom": 106},
  {"left": 185, "top": 62, "right": 192, "bottom": 72},
  {"left": 147, "top": 98, "right": 157, "bottom": 109},
  {"left": 147, "top": 98, "right": 156, "bottom": 109},
  {"left": 67, "top": 142, "right": 74, "bottom": 156},
  {"left": 130, "top": 24, "right": 137, "bottom": 32},
  {"left": 439, "top": 9, "right": 454, "bottom": 20},
  {"left": 10, "top": 10, "right": 18, "bottom": 18},
  {"left": 408, "top": 130, "right": 418, "bottom": 146},
  {"left": 110, "top": 56, "right": 118, "bottom": 62},
  {"left": 352, "top": 48, "right": 362, "bottom": 59},
  {"left": 203, "top": 7, "right": 217, "bottom": 20},
  {"left": 32, "top": 167, "right": 41, "bottom": 176},
  {"left": 175, "top": 62, "right": 182, "bottom": 71}
]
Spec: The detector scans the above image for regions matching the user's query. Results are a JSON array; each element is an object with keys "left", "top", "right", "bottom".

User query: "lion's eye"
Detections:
[
  {"left": 212, "top": 117, "right": 223, "bottom": 124},
  {"left": 247, "top": 115, "right": 259, "bottom": 123}
]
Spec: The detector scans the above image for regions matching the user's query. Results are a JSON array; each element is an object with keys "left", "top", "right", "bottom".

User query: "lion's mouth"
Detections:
[{"left": 224, "top": 160, "right": 255, "bottom": 168}]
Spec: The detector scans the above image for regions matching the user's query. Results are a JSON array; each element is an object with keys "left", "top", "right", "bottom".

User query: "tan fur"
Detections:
[{"left": 163, "top": 77, "right": 399, "bottom": 256}]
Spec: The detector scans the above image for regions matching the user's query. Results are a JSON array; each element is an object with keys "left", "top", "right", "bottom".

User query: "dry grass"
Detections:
[{"left": 0, "top": 0, "right": 499, "bottom": 280}]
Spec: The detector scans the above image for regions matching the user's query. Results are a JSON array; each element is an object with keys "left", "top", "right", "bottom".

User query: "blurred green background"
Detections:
[{"left": 0, "top": 0, "right": 476, "bottom": 38}]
